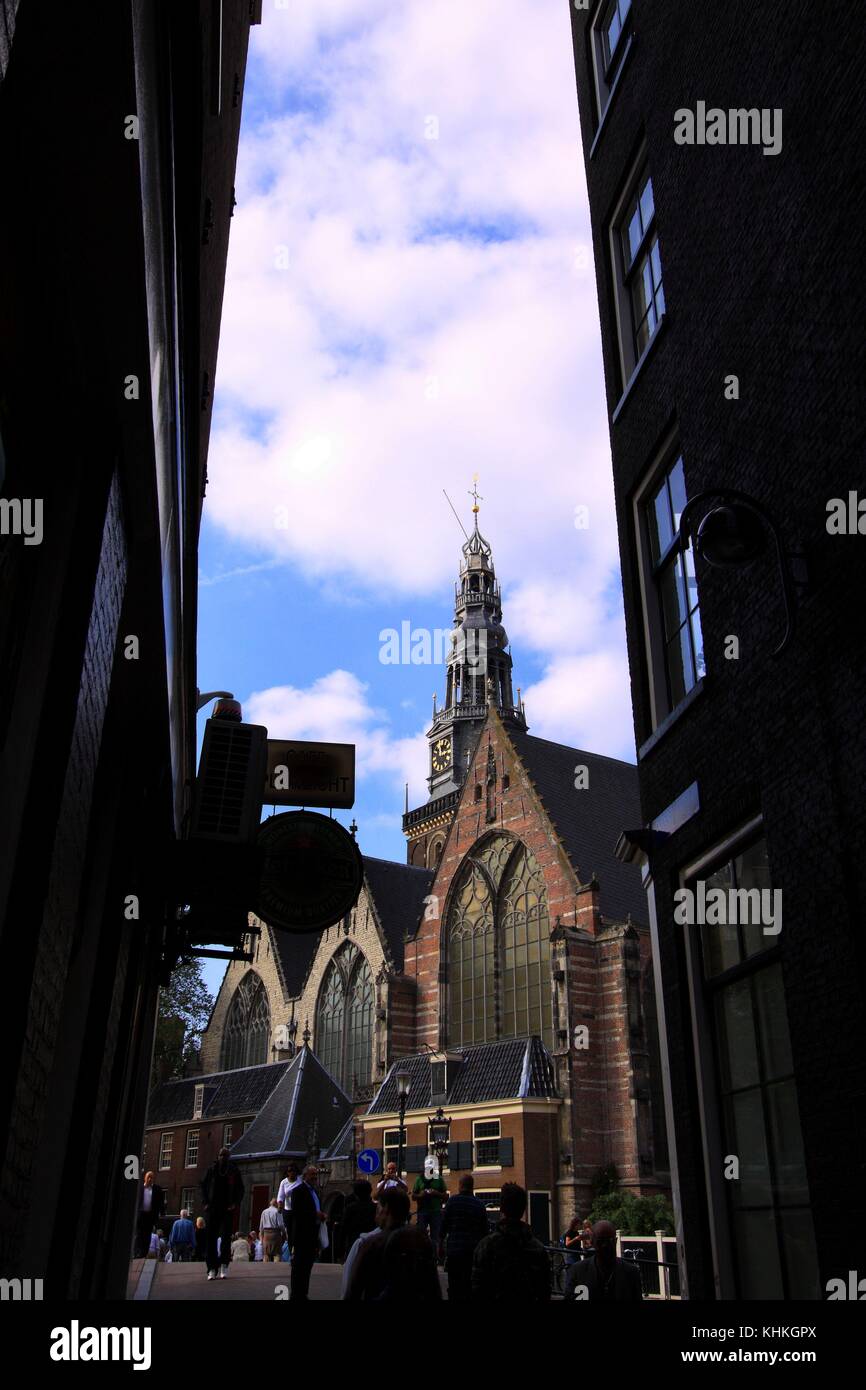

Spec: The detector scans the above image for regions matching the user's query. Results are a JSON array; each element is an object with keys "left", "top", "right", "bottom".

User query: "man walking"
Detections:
[
  {"left": 472, "top": 1183, "right": 550, "bottom": 1301},
  {"left": 564, "top": 1220, "right": 643, "bottom": 1302},
  {"left": 277, "top": 1162, "right": 301, "bottom": 1256},
  {"left": 168, "top": 1208, "right": 196, "bottom": 1263},
  {"left": 135, "top": 1172, "right": 164, "bottom": 1259},
  {"left": 260, "top": 1198, "right": 285, "bottom": 1262},
  {"left": 439, "top": 1173, "right": 489, "bottom": 1300},
  {"left": 201, "top": 1146, "right": 245, "bottom": 1281},
  {"left": 290, "top": 1166, "right": 326, "bottom": 1301}
]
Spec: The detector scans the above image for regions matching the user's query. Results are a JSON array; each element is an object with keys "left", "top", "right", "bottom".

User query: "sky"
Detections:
[{"left": 195, "top": 0, "right": 635, "bottom": 997}]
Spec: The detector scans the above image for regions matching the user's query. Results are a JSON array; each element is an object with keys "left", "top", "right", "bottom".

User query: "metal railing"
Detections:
[{"left": 546, "top": 1231, "right": 680, "bottom": 1300}]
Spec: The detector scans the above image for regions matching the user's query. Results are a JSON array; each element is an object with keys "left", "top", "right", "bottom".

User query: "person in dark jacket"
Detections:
[
  {"left": 200, "top": 1146, "right": 245, "bottom": 1280},
  {"left": 564, "top": 1221, "right": 643, "bottom": 1302},
  {"left": 472, "top": 1183, "right": 550, "bottom": 1301},
  {"left": 290, "top": 1166, "right": 326, "bottom": 1301},
  {"left": 134, "top": 1172, "right": 165, "bottom": 1258},
  {"left": 438, "top": 1173, "right": 489, "bottom": 1300},
  {"left": 339, "top": 1181, "right": 377, "bottom": 1262},
  {"left": 343, "top": 1187, "right": 440, "bottom": 1301}
]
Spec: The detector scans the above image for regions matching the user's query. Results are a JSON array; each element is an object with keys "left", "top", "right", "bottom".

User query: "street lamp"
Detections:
[
  {"left": 427, "top": 1107, "right": 452, "bottom": 1172},
  {"left": 678, "top": 488, "right": 808, "bottom": 658},
  {"left": 396, "top": 1069, "right": 412, "bottom": 1178}
]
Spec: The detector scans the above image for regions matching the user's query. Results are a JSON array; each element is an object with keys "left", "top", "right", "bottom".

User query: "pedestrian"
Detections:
[
  {"left": 231, "top": 1231, "right": 250, "bottom": 1262},
  {"left": 339, "top": 1181, "right": 376, "bottom": 1263},
  {"left": 200, "top": 1145, "right": 245, "bottom": 1281},
  {"left": 343, "top": 1188, "right": 440, "bottom": 1301},
  {"left": 580, "top": 1217, "right": 594, "bottom": 1252},
  {"left": 472, "top": 1183, "right": 551, "bottom": 1301},
  {"left": 168, "top": 1208, "right": 196, "bottom": 1263},
  {"left": 374, "top": 1161, "right": 408, "bottom": 1199},
  {"left": 561, "top": 1215, "right": 584, "bottom": 1267},
  {"left": 289, "top": 1165, "right": 326, "bottom": 1301},
  {"left": 564, "top": 1220, "right": 642, "bottom": 1302},
  {"left": 277, "top": 1162, "right": 301, "bottom": 1255},
  {"left": 260, "top": 1198, "right": 285, "bottom": 1262},
  {"left": 438, "top": 1173, "right": 488, "bottom": 1301},
  {"left": 135, "top": 1172, "right": 165, "bottom": 1258},
  {"left": 249, "top": 1229, "right": 263, "bottom": 1261},
  {"left": 194, "top": 1216, "right": 207, "bottom": 1262},
  {"left": 412, "top": 1154, "right": 448, "bottom": 1249}
]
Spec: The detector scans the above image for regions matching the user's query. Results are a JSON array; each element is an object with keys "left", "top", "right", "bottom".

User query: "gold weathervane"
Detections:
[{"left": 469, "top": 474, "right": 483, "bottom": 516}]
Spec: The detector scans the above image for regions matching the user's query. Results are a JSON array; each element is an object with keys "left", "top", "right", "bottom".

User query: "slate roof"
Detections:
[
  {"left": 363, "top": 857, "right": 435, "bottom": 967},
  {"left": 322, "top": 1112, "right": 355, "bottom": 1161},
  {"left": 229, "top": 1046, "right": 353, "bottom": 1160},
  {"left": 506, "top": 729, "right": 646, "bottom": 927},
  {"left": 366, "top": 1036, "right": 558, "bottom": 1115},
  {"left": 146, "top": 1060, "right": 291, "bottom": 1126},
  {"left": 268, "top": 856, "right": 434, "bottom": 997}
]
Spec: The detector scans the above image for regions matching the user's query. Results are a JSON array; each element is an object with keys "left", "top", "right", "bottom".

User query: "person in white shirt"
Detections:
[
  {"left": 259, "top": 1198, "right": 285, "bottom": 1261},
  {"left": 277, "top": 1163, "right": 301, "bottom": 1254}
]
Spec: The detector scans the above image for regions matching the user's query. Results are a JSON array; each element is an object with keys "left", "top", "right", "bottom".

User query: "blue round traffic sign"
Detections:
[{"left": 357, "top": 1148, "right": 380, "bottom": 1175}]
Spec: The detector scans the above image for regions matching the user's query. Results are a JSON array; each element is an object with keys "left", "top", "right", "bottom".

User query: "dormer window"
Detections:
[
  {"left": 429, "top": 1051, "right": 461, "bottom": 1103},
  {"left": 192, "top": 1084, "right": 204, "bottom": 1121}
]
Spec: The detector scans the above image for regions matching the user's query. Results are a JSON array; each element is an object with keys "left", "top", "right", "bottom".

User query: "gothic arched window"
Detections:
[
  {"left": 221, "top": 971, "right": 271, "bottom": 1072},
  {"left": 447, "top": 836, "right": 553, "bottom": 1048},
  {"left": 315, "top": 943, "right": 374, "bottom": 1094}
]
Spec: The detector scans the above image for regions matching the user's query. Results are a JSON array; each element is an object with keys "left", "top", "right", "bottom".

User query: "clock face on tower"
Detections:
[{"left": 431, "top": 736, "right": 453, "bottom": 775}]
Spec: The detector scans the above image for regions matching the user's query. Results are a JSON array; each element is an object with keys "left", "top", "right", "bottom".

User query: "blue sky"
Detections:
[{"left": 195, "top": 0, "right": 635, "bottom": 998}]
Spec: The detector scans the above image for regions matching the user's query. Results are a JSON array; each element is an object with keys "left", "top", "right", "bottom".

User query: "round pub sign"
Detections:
[{"left": 255, "top": 811, "right": 363, "bottom": 933}]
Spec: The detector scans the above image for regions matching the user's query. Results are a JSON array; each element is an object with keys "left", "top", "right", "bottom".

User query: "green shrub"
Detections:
[{"left": 587, "top": 1191, "right": 675, "bottom": 1237}]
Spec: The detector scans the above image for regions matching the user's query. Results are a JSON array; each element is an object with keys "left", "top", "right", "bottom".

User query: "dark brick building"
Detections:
[
  {"left": 568, "top": 0, "right": 866, "bottom": 1298},
  {"left": 0, "top": 1, "right": 259, "bottom": 1298}
]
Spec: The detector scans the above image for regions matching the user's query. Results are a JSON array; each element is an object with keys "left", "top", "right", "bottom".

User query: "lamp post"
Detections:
[
  {"left": 427, "top": 1107, "right": 452, "bottom": 1172},
  {"left": 396, "top": 1069, "right": 411, "bottom": 1178}
]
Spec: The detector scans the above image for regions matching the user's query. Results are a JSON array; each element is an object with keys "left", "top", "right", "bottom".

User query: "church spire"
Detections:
[{"left": 425, "top": 482, "right": 527, "bottom": 800}]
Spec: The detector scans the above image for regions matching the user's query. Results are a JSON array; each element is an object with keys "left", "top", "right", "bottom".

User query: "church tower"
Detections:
[{"left": 403, "top": 486, "right": 526, "bottom": 867}]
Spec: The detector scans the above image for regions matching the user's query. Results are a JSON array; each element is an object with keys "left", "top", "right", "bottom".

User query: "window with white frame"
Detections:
[
  {"left": 686, "top": 832, "right": 819, "bottom": 1299},
  {"left": 590, "top": 0, "right": 634, "bottom": 123},
  {"left": 473, "top": 1119, "right": 501, "bottom": 1168},
  {"left": 181, "top": 1187, "right": 197, "bottom": 1216},
  {"left": 193, "top": 1084, "right": 204, "bottom": 1121},
  {"left": 383, "top": 1129, "right": 404, "bottom": 1170},
  {"left": 634, "top": 445, "right": 705, "bottom": 733},
  {"left": 223, "top": 1124, "right": 233, "bottom": 1148},
  {"left": 185, "top": 1129, "right": 199, "bottom": 1168},
  {"left": 609, "top": 160, "right": 665, "bottom": 391},
  {"left": 159, "top": 1132, "right": 173, "bottom": 1170}
]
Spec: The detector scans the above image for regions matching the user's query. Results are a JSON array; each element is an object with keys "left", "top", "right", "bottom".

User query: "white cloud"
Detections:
[
  {"left": 207, "top": 0, "right": 634, "bottom": 756},
  {"left": 521, "top": 653, "right": 637, "bottom": 762},
  {"left": 245, "top": 669, "right": 429, "bottom": 798}
]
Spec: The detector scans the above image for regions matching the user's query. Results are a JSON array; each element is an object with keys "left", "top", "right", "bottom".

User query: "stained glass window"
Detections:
[
  {"left": 447, "top": 837, "right": 553, "bottom": 1047},
  {"left": 315, "top": 943, "right": 374, "bottom": 1095},
  {"left": 220, "top": 971, "right": 271, "bottom": 1072}
]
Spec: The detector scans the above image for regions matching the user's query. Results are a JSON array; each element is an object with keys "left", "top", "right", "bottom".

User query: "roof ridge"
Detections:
[
  {"left": 152, "top": 1058, "right": 291, "bottom": 1090},
  {"left": 364, "top": 855, "right": 434, "bottom": 874},
  {"left": 512, "top": 729, "right": 637, "bottom": 769}
]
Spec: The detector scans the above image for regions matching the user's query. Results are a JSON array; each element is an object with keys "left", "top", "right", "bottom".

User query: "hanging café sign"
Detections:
[{"left": 264, "top": 739, "right": 355, "bottom": 810}]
